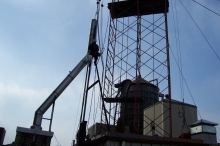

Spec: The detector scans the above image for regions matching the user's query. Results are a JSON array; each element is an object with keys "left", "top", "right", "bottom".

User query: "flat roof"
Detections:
[
  {"left": 85, "top": 132, "right": 207, "bottom": 146},
  {"left": 189, "top": 119, "right": 218, "bottom": 127},
  {"left": 144, "top": 98, "right": 197, "bottom": 111}
]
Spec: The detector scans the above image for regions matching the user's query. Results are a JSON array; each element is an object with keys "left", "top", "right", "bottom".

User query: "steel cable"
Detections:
[
  {"left": 180, "top": 0, "right": 220, "bottom": 62},
  {"left": 192, "top": 0, "right": 220, "bottom": 17}
]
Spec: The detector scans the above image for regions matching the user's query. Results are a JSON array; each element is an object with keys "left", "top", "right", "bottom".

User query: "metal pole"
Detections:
[
  {"left": 134, "top": 0, "right": 141, "bottom": 134},
  {"left": 95, "top": 65, "right": 110, "bottom": 131},
  {"left": 82, "top": 64, "right": 92, "bottom": 121},
  {"left": 49, "top": 98, "right": 55, "bottom": 132},
  {"left": 164, "top": 0, "right": 172, "bottom": 138}
]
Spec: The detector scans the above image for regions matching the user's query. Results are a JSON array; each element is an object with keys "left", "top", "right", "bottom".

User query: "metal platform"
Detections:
[
  {"left": 108, "top": 0, "right": 169, "bottom": 19},
  {"left": 104, "top": 97, "right": 144, "bottom": 103}
]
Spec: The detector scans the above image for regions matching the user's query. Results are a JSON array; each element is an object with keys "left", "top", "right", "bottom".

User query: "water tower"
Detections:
[{"left": 101, "top": 0, "right": 172, "bottom": 136}]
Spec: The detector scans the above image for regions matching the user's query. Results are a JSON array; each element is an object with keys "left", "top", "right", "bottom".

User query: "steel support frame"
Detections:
[
  {"left": 102, "top": 0, "right": 172, "bottom": 137},
  {"left": 134, "top": 0, "right": 141, "bottom": 134}
]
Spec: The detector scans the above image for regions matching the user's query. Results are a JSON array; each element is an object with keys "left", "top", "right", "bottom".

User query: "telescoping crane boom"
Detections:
[
  {"left": 31, "top": 54, "right": 93, "bottom": 130},
  {"left": 14, "top": 19, "right": 98, "bottom": 146}
]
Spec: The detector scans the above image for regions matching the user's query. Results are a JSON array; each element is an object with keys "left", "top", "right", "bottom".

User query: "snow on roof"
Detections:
[{"left": 189, "top": 119, "right": 218, "bottom": 127}]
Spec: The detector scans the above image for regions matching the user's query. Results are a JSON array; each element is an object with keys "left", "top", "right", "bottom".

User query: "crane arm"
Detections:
[{"left": 31, "top": 54, "right": 93, "bottom": 130}]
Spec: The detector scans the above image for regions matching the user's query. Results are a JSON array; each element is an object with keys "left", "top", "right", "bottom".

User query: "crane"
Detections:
[{"left": 14, "top": 19, "right": 98, "bottom": 146}]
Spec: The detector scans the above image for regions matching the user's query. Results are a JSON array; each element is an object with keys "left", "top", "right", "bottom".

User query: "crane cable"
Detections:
[
  {"left": 170, "top": 0, "right": 189, "bottom": 135},
  {"left": 92, "top": 10, "right": 105, "bottom": 124},
  {"left": 179, "top": 0, "right": 220, "bottom": 62},
  {"left": 87, "top": 0, "right": 108, "bottom": 132},
  {"left": 172, "top": 1, "right": 216, "bottom": 143},
  {"left": 95, "top": 0, "right": 111, "bottom": 125},
  {"left": 179, "top": 0, "right": 218, "bottom": 121},
  {"left": 169, "top": 45, "right": 213, "bottom": 143},
  {"left": 192, "top": 0, "right": 220, "bottom": 17},
  {"left": 83, "top": 0, "right": 98, "bottom": 130},
  {"left": 54, "top": 133, "right": 62, "bottom": 146},
  {"left": 71, "top": 69, "right": 88, "bottom": 145},
  {"left": 71, "top": 0, "right": 104, "bottom": 143},
  {"left": 173, "top": 0, "right": 184, "bottom": 101},
  {"left": 86, "top": 0, "right": 101, "bottom": 128}
]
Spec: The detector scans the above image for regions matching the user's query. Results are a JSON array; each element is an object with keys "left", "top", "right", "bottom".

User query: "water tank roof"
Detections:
[
  {"left": 189, "top": 119, "right": 218, "bottom": 127},
  {"left": 132, "top": 76, "right": 152, "bottom": 84}
]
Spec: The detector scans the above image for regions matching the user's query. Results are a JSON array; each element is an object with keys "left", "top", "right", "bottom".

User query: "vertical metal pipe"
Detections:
[
  {"left": 49, "top": 99, "right": 55, "bottom": 132},
  {"left": 79, "top": 66, "right": 89, "bottom": 122},
  {"left": 82, "top": 64, "right": 92, "bottom": 121},
  {"left": 164, "top": 0, "right": 172, "bottom": 138}
]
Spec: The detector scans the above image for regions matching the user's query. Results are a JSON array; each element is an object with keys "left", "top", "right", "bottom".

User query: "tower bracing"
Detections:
[{"left": 101, "top": 0, "right": 173, "bottom": 137}]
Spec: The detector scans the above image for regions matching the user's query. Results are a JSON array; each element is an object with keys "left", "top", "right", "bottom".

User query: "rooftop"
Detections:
[
  {"left": 85, "top": 132, "right": 208, "bottom": 146},
  {"left": 189, "top": 119, "right": 219, "bottom": 127}
]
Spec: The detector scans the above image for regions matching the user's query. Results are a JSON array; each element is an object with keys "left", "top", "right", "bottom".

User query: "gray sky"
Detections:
[{"left": 0, "top": 0, "right": 220, "bottom": 146}]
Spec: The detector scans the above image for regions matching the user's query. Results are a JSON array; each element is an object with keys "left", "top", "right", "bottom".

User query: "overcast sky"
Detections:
[{"left": 0, "top": 0, "right": 220, "bottom": 146}]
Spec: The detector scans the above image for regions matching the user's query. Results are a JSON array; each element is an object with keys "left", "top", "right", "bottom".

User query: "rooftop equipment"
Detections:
[{"left": 190, "top": 119, "right": 218, "bottom": 144}]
